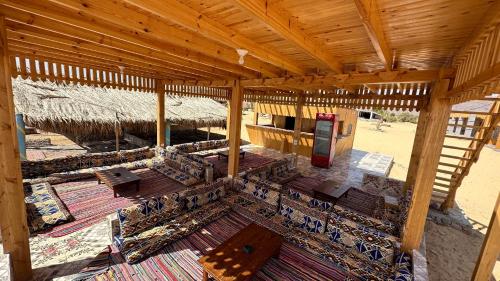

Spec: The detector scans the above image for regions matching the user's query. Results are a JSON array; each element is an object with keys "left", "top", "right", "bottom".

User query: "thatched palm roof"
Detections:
[{"left": 13, "top": 78, "right": 227, "bottom": 140}]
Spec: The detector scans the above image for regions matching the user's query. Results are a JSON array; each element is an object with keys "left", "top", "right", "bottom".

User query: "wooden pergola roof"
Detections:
[
  {"left": 1, "top": 0, "right": 498, "bottom": 105},
  {"left": 1, "top": 1, "right": 500, "bottom": 280}
]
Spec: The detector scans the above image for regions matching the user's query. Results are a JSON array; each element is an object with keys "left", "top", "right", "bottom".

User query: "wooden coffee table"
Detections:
[
  {"left": 95, "top": 167, "right": 140, "bottom": 198},
  {"left": 198, "top": 223, "right": 282, "bottom": 281},
  {"left": 217, "top": 149, "right": 245, "bottom": 160},
  {"left": 313, "top": 180, "right": 351, "bottom": 205}
]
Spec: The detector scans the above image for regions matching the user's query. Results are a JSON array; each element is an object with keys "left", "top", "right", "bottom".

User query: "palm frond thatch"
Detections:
[{"left": 12, "top": 77, "right": 227, "bottom": 140}]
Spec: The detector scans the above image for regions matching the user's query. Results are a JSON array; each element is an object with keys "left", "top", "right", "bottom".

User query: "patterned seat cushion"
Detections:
[
  {"left": 152, "top": 165, "right": 201, "bottom": 186},
  {"left": 117, "top": 193, "right": 183, "bottom": 238},
  {"left": 396, "top": 188, "right": 413, "bottom": 238},
  {"left": 180, "top": 178, "right": 228, "bottom": 211},
  {"left": 279, "top": 197, "right": 328, "bottom": 234},
  {"left": 115, "top": 202, "right": 230, "bottom": 263},
  {"left": 388, "top": 252, "right": 413, "bottom": 281},
  {"left": 332, "top": 204, "right": 397, "bottom": 235},
  {"left": 235, "top": 177, "right": 282, "bottom": 211},
  {"left": 24, "top": 182, "right": 73, "bottom": 233},
  {"left": 325, "top": 212, "right": 400, "bottom": 268},
  {"left": 287, "top": 187, "right": 333, "bottom": 212}
]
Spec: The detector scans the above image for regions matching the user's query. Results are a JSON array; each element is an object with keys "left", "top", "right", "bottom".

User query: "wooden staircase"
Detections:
[{"left": 432, "top": 101, "right": 500, "bottom": 210}]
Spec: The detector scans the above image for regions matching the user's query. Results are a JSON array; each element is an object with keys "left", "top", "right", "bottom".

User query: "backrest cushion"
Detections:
[
  {"left": 279, "top": 197, "right": 328, "bottom": 234},
  {"left": 288, "top": 188, "right": 333, "bottom": 212},
  {"left": 181, "top": 178, "right": 228, "bottom": 211},
  {"left": 332, "top": 204, "right": 396, "bottom": 235},
  {"left": 271, "top": 160, "right": 289, "bottom": 177},
  {"left": 238, "top": 178, "right": 282, "bottom": 209},
  {"left": 117, "top": 192, "right": 183, "bottom": 238},
  {"left": 397, "top": 188, "right": 413, "bottom": 238}
]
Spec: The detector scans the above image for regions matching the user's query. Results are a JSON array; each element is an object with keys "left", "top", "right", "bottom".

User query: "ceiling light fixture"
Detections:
[{"left": 236, "top": 49, "right": 248, "bottom": 65}]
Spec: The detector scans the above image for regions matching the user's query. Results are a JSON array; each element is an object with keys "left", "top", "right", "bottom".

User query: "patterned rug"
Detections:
[
  {"left": 42, "top": 169, "right": 185, "bottom": 237},
  {"left": 205, "top": 152, "right": 275, "bottom": 178},
  {"left": 74, "top": 212, "right": 352, "bottom": 281}
]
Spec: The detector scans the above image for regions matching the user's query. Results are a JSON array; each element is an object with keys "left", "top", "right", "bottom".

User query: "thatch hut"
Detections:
[{"left": 12, "top": 78, "right": 227, "bottom": 141}]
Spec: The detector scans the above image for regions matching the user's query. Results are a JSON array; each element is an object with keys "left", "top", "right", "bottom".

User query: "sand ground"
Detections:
[{"left": 220, "top": 113, "right": 500, "bottom": 281}]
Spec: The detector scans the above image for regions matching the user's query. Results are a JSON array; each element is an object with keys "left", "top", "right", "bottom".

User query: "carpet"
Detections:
[
  {"left": 43, "top": 168, "right": 185, "bottom": 237},
  {"left": 74, "top": 212, "right": 354, "bottom": 281},
  {"left": 205, "top": 152, "right": 275, "bottom": 178}
]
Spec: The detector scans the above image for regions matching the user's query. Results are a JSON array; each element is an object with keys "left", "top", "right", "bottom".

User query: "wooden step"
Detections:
[
  {"left": 446, "top": 124, "right": 487, "bottom": 129},
  {"left": 450, "top": 111, "right": 495, "bottom": 116},
  {"left": 442, "top": 145, "right": 475, "bottom": 151},
  {"left": 435, "top": 176, "right": 452, "bottom": 182},
  {"left": 440, "top": 154, "right": 471, "bottom": 161},
  {"left": 445, "top": 135, "right": 483, "bottom": 141},
  {"left": 438, "top": 162, "right": 464, "bottom": 168},
  {"left": 433, "top": 182, "right": 451, "bottom": 189},
  {"left": 437, "top": 169, "right": 459, "bottom": 175}
]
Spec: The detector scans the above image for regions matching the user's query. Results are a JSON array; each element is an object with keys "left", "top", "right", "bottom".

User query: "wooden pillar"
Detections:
[
  {"left": 207, "top": 125, "right": 211, "bottom": 141},
  {"left": 471, "top": 193, "right": 500, "bottom": 281},
  {"left": 228, "top": 80, "right": 243, "bottom": 178},
  {"left": 156, "top": 80, "right": 165, "bottom": 147},
  {"left": 114, "top": 121, "right": 121, "bottom": 152},
  {"left": 0, "top": 16, "right": 33, "bottom": 280},
  {"left": 225, "top": 102, "right": 231, "bottom": 140},
  {"left": 401, "top": 79, "right": 451, "bottom": 252},
  {"left": 292, "top": 94, "right": 305, "bottom": 165},
  {"left": 496, "top": 129, "right": 500, "bottom": 149},
  {"left": 253, "top": 102, "right": 259, "bottom": 125},
  {"left": 404, "top": 107, "right": 430, "bottom": 192}
]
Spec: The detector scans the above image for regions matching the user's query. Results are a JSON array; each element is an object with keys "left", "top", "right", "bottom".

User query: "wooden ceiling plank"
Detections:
[
  {"left": 232, "top": 0, "right": 344, "bottom": 74},
  {"left": 8, "top": 39, "right": 201, "bottom": 80},
  {"left": 9, "top": 45, "right": 192, "bottom": 81},
  {"left": 0, "top": 0, "right": 262, "bottom": 78},
  {"left": 353, "top": 0, "right": 393, "bottom": 70},
  {"left": 1, "top": 10, "right": 240, "bottom": 80},
  {"left": 7, "top": 27, "right": 217, "bottom": 80},
  {"left": 123, "top": 0, "right": 305, "bottom": 75},
  {"left": 44, "top": 0, "right": 281, "bottom": 77}
]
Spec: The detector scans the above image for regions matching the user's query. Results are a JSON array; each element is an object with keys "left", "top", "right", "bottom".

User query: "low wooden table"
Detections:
[
  {"left": 95, "top": 167, "right": 140, "bottom": 198},
  {"left": 217, "top": 149, "right": 246, "bottom": 160},
  {"left": 313, "top": 180, "right": 351, "bottom": 205},
  {"left": 198, "top": 223, "right": 282, "bottom": 281}
]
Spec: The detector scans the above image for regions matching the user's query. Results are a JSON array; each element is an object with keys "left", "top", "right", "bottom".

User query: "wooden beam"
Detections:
[
  {"left": 30, "top": 0, "right": 280, "bottom": 77},
  {"left": 253, "top": 102, "right": 259, "bottom": 125},
  {"left": 0, "top": 0, "right": 262, "bottom": 78},
  {"left": 232, "top": 0, "right": 343, "bottom": 73},
  {"left": 0, "top": 16, "right": 33, "bottom": 280},
  {"left": 353, "top": 0, "right": 393, "bottom": 70},
  {"left": 228, "top": 80, "right": 243, "bottom": 177},
  {"left": 122, "top": 0, "right": 305, "bottom": 75},
  {"left": 170, "top": 69, "right": 445, "bottom": 89},
  {"left": 471, "top": 194, "right": 500, "bottom": 281},
  {"left": 402, "top": 79, "right": 451, "bottom": 252},
  {"left": 156, "top": 80, "right": 166, "bottom": 148},
  {"left": 292, "top": 94, "right": 305, "bottom": 166},
  {"left": 2, "top": 11, "right": 240, "bottom": 79},
  {"left": 405, "top": 106, "right": 430, "bottom": 192}
]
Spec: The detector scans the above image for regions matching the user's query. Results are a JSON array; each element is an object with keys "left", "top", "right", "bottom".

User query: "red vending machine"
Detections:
[{"left": 311, "top": 113, "right": 339, "bottom": 168}]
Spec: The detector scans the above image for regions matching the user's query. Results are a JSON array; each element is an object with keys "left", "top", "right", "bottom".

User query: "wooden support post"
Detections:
[
  {"left": 228, "top": 80, "right": 243, "bottom": 178},
  {"left": 0, "top": 16, "right": 33, "bottom": 280},
  {"left": 402, "top": 79, "right": 451, "bottom": 252},
  {"left": 225, "top": 102, "right": 231, "bottom": 140},
  {"left": 114, "top": 121, "right": 121, "bottom": 152},
  {"left": 156, "top": 79, "right": 165, "bottom": 147},
  {"left": 253, "top": 102, "right": 259, "bottom": 125},
  {"left": 496, "top": 131, "right": 500, "bottom": 149},
  {"left": 207, "top": 125, "right": 211, "bottom": 141},
  {"left": 405, "top": 107, "right": 430, "bottom": 192},
  {"left": 472, "top": 193, "right": 500, "bottom": 281},
  {"left": 292, "top": 94, "right": 305, "bottom": 165}
]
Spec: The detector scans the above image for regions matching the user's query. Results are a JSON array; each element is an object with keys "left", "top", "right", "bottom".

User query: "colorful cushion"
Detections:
[
  {"left": 237, "top": 178, "right": 282, "bottom": 210},
  {"left": 332, "top": 204, "right": 396, "bottom": 235},
  {"left": 181, "top": 178, "right": 227, "bottom": 211},
  {"left": 326, "top": 212, "right": 399, "bottom": 268},
  {"left": 279, "top": 197, "right": 328, "bottom": 234},
  {"left": 152, "top": 165, "right": 201, "bottom": 186},
  {"left": 24, "top": 182, "right": 73, "bottom": 233},
  {"left": 116, "top": 202, "right": 230, "bottom": 263},
  {"left": 288, "top": 188, "right": 333, "bottom": 212},
  {"left": 117, "top": 193, "right": 183, "bottom": 238},
  {"left": 388, "top": 252, "right": 413, "bottom": 281},
  {"left": 397, "top": 188, "right": 413, "bottom": 238}
]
